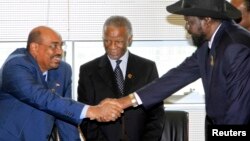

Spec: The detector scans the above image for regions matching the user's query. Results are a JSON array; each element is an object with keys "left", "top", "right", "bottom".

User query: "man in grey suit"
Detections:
[{"left": 77, "top": 15, "right": 165, "bottom": 141}]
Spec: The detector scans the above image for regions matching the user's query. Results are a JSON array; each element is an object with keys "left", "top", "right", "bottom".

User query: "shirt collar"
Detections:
[
  {"left": 108, "top": 50, "right": 129, "bottom": 71},
  {"left": 43, "top": 71, "right": 48, "bottom": 81},
  {"left": 208, "top": 23, "right": 222, "bottom": 49}
]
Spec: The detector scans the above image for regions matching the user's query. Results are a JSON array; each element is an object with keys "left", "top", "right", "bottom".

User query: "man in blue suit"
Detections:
[
  {"left": 0, "top": 26, "right": 123, "bottom": 141},
  {"left": 117, "top": 0, "right": 250, "bottom": 128}
]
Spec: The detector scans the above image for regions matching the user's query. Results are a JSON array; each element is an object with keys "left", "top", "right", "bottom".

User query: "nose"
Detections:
[
  {"left": 54, "top": 46, "right": 63, "bottom": 55},
  {"left": 110, "top": 41, "right": 117, "bottom": 49}
]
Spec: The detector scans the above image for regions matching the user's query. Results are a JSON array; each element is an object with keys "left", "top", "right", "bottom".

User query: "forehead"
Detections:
[
  {"left": 105, "top": 25, "right": 126, "bottom": 32},
  {"left": 41, "top": 29, "right": 62, "bottom": 43},
  {"left": 104, "top": 26, "right": 128, "bottom": 36}
]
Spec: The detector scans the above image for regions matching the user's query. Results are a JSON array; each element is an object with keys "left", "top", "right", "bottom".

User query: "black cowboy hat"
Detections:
[{"left": 166, "top": 0, "right": 241, "bottom": 20}]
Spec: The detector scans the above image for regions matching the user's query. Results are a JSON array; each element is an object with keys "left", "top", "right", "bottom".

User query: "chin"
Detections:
[
  {"left": 51, "top": 63, "right": 60, "bottom": 69},
  {"left": 109, "top": 55, "right": 119, "bottom": 60}
]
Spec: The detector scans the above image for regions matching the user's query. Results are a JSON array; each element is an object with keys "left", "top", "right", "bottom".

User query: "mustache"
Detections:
[{"left": 51, "top": 54, "right": 62, "bottom": 59}]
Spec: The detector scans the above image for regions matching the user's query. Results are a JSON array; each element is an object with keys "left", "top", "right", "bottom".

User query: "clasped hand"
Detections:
[{"left": 86, "top": 98, "right": 124, "bottom": 122}]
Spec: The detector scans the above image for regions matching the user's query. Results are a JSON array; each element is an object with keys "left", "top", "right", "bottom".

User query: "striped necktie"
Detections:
[{"left": 114, "top": 60, "right": 124, "bottom": 95}]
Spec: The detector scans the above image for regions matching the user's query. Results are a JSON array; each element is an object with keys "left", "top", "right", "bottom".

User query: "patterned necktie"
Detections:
[{"left": 114, "top": 60, "right": 124, "bottom": 95}]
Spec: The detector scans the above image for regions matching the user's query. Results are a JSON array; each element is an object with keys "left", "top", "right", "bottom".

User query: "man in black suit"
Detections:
[
  {"left": 116, "top": 0, "right": 250, "bottom": 140},
  {"left": 77, "top": 15, "right": 165, "bottom": 141}
]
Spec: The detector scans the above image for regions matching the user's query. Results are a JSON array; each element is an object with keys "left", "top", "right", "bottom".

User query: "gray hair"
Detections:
[{"left": 103, "top": 15, "right": 133, "bottom": 36}]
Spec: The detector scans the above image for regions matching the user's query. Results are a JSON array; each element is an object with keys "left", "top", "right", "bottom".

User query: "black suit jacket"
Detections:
[
  {"left": 78, "top": 52, "right": 164, "bottom": 141},
  {"left": 137, "top": 20, "right": 250, "bottom": 124}
]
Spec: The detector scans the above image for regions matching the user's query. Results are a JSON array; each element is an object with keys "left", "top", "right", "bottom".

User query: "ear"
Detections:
[
  {"left": 29, "top": 42, "right": 39, "bottom": 57},
  {"left": 128, "top": 35, "right": 133, "bottom": 47}
]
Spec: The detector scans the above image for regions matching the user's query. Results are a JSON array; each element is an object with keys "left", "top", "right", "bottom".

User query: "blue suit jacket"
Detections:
[
  {"left": 137, "top": 20, "right": 250, "bottom": 124},
  {"left": 0, "top": 48, "right": 84, "bottom": 141}
]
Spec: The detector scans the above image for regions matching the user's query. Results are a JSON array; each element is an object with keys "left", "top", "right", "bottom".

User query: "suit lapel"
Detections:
[
  {"left": 207, "top": 22, "right": 226, "bottom": 85},
  {"left": 124, "top": 53, "right": 136, "bottom": 96},
  {"left": 206, "top": 22, "right": 227, "bottom": 95},
  {"left": 46, "top": 71, "right": 62, "bottom": 95},
  {"left": 97, "top": 55, "right": 115, "bottom": 89}
]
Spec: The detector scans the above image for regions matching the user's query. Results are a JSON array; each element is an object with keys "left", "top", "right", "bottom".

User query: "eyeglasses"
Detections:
[{"left": 38, "top": 42, "right": 64, "bottom": 50}]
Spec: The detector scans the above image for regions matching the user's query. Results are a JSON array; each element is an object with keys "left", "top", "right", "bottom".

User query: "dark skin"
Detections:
[
  {"left": 113, "top": 16, "right": 222, "bottom": 111},
  {"left": 28, "top": 26, "right": 123, "bottom": 122},
  {"left": 29, "top": 26, "right": 63, "bottom": 73},
  {"left": 103, "top": 25, "right": 132, "bottom": 60}
]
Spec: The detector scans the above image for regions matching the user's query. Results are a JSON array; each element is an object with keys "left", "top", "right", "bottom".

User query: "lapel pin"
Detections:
[
  {"left": 127, "top": 73, "right": 133, "bottom": 79},
  {"left": 55, "top": 83, "right": 60, "bottom": 87},
  {"left": 210, "top": 55, "right": 214, "bottom": 66}
]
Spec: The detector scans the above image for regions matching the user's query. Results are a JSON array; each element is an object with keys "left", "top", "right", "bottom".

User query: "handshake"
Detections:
[{"left": 86, "top": 94, "right": 136, "bottom": 122}]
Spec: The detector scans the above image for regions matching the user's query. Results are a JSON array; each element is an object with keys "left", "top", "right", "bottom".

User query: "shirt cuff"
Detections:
[
  {"left": 80, "top": 105, "right": 89, "bottom": 119},
  {"left": 134, "top": 92, "right": 142, "bottom": 105}
]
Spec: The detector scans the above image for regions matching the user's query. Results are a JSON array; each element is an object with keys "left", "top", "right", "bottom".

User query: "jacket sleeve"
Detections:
[
  {"left": 2, "top": 57, "right": 84, "bottom": 125},
  {"left": 137, "top": 51, "right": 201, "bottom": 109},
  {"left": 223, "top": 44, "right": 250, "bottom": 124}
]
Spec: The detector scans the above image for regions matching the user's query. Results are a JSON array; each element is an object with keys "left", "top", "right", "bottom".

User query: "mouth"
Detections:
[
  {"left": 110, "top": 49, "right": 118, "bottom": 54},
  {"left": 52, "top": 55, "right": 62, "bottom": 63}
]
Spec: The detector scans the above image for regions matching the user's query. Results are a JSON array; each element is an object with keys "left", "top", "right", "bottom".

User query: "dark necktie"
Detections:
[
  {"left": 43, "top": 74, "right": 47, "bottom": 81},
  {"left": 114, "top": 61, "right": 129, "bottom": 140},
  {"left": 207, "top": 46, "right": 214, "bottom": 75},
  {"left": 114, "top": 60, "right": 124, "bottom": 95}
]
